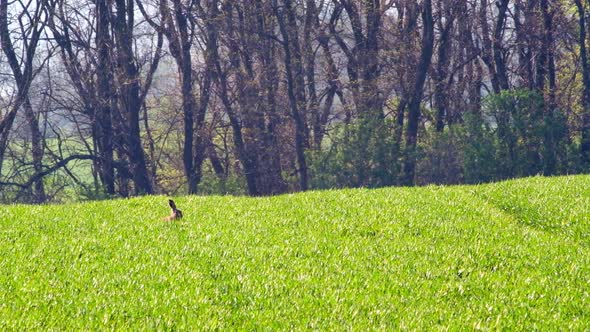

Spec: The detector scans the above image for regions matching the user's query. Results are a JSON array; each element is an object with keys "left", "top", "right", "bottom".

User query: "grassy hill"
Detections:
[{"left": 1, "top": 175, "right": 589, "bottom": 329}]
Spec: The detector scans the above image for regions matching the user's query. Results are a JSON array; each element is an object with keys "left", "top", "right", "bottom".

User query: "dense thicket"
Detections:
[{"left": 1, "top": 0, "right": 589, "bottom": 202}]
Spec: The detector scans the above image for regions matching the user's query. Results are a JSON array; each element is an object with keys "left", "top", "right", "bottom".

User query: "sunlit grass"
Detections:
[{"left": 1, "top": 175, "right": 589, "bottom": 329}]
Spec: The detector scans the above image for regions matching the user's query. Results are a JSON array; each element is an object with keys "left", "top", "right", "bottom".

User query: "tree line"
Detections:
[{"left": 1, "top": 0, "right": 589, "bottom": 203}]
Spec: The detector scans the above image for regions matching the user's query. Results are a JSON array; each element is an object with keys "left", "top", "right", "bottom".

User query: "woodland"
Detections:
[{"left": 1, "top": 0, "right": 589, "bottom": 202}]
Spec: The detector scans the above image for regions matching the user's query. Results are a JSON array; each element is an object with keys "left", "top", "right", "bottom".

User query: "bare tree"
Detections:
[
  {"left": 0, "top": 0, "right": 51, "bottom": 202},
  {"left": 274, "top": 0, "right": 309, "bottom": 190}
]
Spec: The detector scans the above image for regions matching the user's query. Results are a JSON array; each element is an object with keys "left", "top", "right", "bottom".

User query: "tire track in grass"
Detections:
[
  {"left": 446, "top": 187, "right": 590, "bottom": 329},
  {"left": 468, "top": 175, "right": 590, "bottom": 243},
  {"left": 241, "top": 186, "right": 590, "bottom": 329}
]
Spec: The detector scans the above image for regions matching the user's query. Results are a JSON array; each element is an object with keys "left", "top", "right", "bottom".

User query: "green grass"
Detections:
[{"left": 1, "top": 175, "right": 590, "bottom": 329}]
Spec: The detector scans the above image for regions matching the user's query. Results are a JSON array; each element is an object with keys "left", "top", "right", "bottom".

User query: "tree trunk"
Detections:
[
  {"left": 402, "top": 0, "right": 434, "bottom": 186},
  {"left": 514, "top": 0, "right": 536, "bottom": 89},
  {"left": 480, "top": 0, "right": 501, "bottom": 93},
  {"left": 163, "top": 0, "right": 197, "bottom": 194},
  {"left": 575, "top": 0, "right": 590, "bottom": 169},
  {"left": 95, "top": 0, "right": 115, "bottom": 195},
  {"left": 540, "top": 0, "right": 556, "bottom": 175},
  {"left": 434, "top": 6, "right": 454, "bottom": 132},
  {"left": 24, "top": 99, "right": 46, "bottom": 203},
  {"left": 275, "top": 0, "right": 309, "bottom": 191},
  {"left": 113, "top": 0, "right": 153, "bottom": 194},
  {"left": 304, "top": 0, "right": 321, "bottom": 149},
  {"left": 317, "top": 28, "right": 345, "bottom": 147},
  {"left": 190, "top": 0, "right": 217, "bottom": 193},
  {"left": 218, "top": 3, "right": 258, "bottom": 195},
  {"left": 493, "top": 0, "right": 510, "bottom": 91}
]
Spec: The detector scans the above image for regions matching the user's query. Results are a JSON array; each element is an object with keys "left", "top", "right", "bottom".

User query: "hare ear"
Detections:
[{"left": 168, "top": 199, "right": 177, "bottom": 211}]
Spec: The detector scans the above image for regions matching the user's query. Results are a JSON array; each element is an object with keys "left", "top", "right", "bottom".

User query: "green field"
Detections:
[{"left": 1, "top": 176, "right": 589, "bottom": 329}]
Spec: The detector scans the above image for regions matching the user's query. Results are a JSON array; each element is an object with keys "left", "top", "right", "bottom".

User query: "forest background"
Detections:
[{"left": 1, "top": 0, "right": 589, "bottom": 203}]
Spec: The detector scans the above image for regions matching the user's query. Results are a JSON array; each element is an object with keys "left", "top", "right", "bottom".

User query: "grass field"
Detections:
[{"left": 1, "top": 175, "right": 589, "bottom": 329}]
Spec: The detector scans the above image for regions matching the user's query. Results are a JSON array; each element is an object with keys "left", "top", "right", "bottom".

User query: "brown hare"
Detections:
[{"left": 163, "top": 199, "right": 183, "bottom": 221}]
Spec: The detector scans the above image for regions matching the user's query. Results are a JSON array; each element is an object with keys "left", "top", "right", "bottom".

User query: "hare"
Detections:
[{"left": 163, "top": 199, "right": 183, "bottom": 221}]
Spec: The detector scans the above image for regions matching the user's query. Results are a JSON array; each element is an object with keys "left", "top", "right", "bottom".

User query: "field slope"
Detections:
[{"left": 1, "top": 175, "right": 590, "bottom": 329}]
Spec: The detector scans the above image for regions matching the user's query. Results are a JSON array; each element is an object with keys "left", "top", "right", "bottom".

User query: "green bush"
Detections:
[
  {"left": 308, "top": 118, "right": 401, "bottom": 189},
  {"left": 463, "top": 89, "right": 572, "bottom": 182}
]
